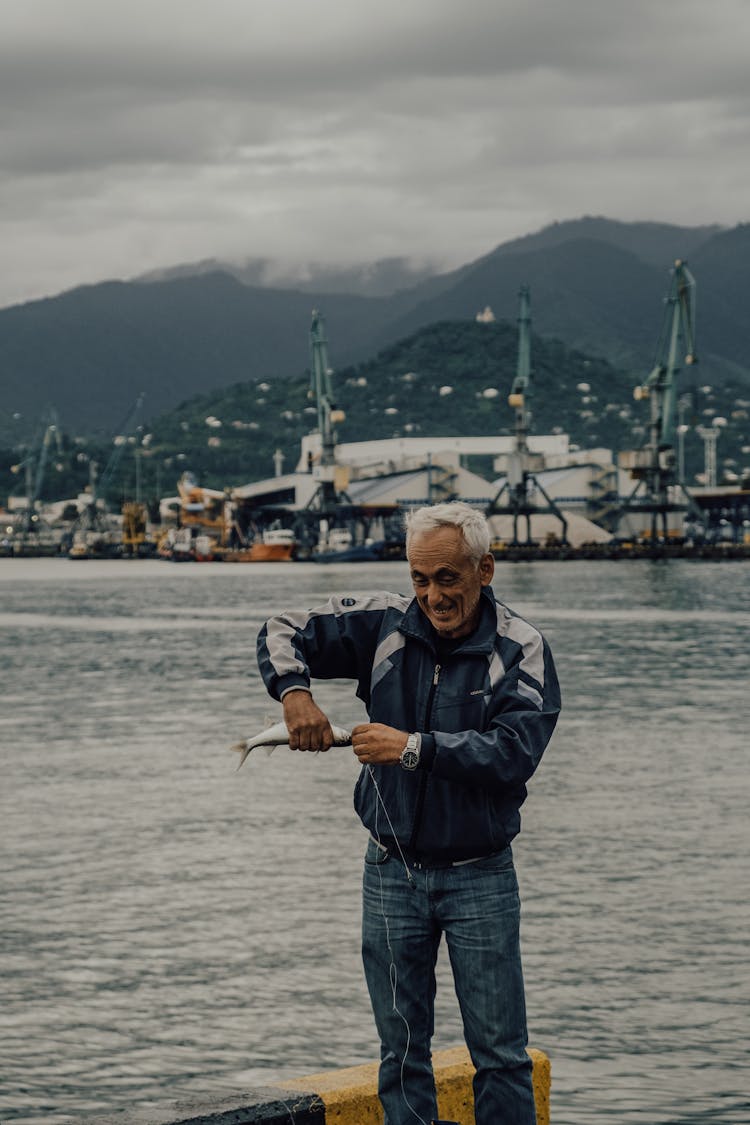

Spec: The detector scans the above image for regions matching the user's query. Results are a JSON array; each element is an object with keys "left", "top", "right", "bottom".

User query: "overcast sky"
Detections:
[{"left": 2, "top": 0, "right": 749, "bottom": 308}]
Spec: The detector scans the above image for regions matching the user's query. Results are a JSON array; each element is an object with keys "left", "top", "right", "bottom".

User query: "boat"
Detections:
[
  {"left": 313, "top": 539, "right": 388, "bottom": 563},
  {"left": 68, "top": 526, "right": 121, "bottom": 560},
  {"left": 223, "top": 526, "right": 297, "bottom": 563},
  {"left": 157, "top": 526, "right": 200, "bottom": 561},
  {"left": 193, "top": 533, "right": 218, "bottom": 562},
  {"left": 312, "top": 526, "right": 387, "bottom": 563}
]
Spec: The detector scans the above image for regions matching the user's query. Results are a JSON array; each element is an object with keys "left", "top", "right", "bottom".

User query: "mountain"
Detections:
[
  {"left": 0, "top": 273, "right": 396, "bottom": 441},
  {"left": 372, "top": 237, "right": 664, "bottom": 371},
  {"left": 138, "top": 255, "right": 442, "bottom": 298},
  {"left": 137, "top": 216, "right": 721, "bottom": 296},
  {"left": 1, "top": 216, "right": 748, "bottom": 446},
  {"left": 476, "top": 215, "right": 722, "bottom": 267},
  {"left": 369, "top": 221, "right": 749, "bottom": 380}
]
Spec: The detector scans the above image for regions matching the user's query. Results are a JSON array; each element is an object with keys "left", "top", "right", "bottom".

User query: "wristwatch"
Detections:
[{"left": 400, "top": 732, "right": 421, "bottom": 770}]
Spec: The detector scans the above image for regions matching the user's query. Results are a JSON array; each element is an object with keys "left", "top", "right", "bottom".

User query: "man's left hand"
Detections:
[{"left": 351, "top": 723, "right": 407, "bottom": 766}]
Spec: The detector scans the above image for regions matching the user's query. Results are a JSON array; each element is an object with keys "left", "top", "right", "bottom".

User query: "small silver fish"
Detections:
[{"left": 231, "top": 720, "right": 353, "bottom": 769}]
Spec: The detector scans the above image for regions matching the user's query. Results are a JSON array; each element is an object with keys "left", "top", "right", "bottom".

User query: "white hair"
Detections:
[{"left": 404, "top": 502, "right": 491, "bottom": 564}]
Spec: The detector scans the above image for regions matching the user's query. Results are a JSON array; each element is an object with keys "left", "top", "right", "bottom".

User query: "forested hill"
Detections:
[
  {"left": 132, "top": 319, "right": 745, "bottom": 495},
  {"left": 3, "top": 317, "right": 746, "bottom": 504}
]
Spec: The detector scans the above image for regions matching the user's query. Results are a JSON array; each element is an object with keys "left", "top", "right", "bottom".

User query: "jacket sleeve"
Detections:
[
  {"left": 422, "top": 633, "right": 560, "bottom": 793},
  {"left": 256, "top": 593, "right": 395, "bottom": 702}
]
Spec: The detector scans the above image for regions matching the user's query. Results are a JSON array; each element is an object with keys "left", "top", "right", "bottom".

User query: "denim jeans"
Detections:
[{"left": 361, "top": 838, "right": 536, "bottom": 1125}]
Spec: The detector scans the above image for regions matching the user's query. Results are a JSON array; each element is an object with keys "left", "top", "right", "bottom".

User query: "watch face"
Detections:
[{"left": 401, "top": 749, "right": 419, "bottom": 770}]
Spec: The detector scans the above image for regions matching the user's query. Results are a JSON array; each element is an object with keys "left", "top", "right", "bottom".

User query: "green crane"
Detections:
[
  {"left": 9, "top": 409, "right": 63, "bottom": 542},
  {"left": 508, "top": 283, "right": 533, "bottom": 456},
  {"left": 621, "top": 260, "right": 698, "bottom": 541},
  {"left": 636, "top": 259, "right": 697, "bottom": 462},
  {"left": 306, "top": 310, "right": 347, "bottom": 514},
  {"left": 488, "top": 286, "right": 568, "bottom": 545},
  {"left": 71, "top": 393, "right": 145, "bottom": 553},
  {"left": 310, "top": 311, "right": 338, "bottom": 475}
]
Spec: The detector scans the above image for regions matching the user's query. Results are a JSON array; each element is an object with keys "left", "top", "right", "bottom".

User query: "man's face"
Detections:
[{"left": 408, "top": 525, "right": 495, "bottom": 639}]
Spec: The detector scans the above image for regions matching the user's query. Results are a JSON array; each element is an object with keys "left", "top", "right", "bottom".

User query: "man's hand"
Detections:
[
  {"left": 351, "top": 723, "right": 407, "bottom": 766},
  {"left": 282, "top": 690, "right": 334, "bottom": 752}
]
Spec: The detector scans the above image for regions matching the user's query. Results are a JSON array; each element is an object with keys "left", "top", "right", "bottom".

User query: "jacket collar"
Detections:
[{"left": 399, "top": 585, "right": 498, "bottom": 655}]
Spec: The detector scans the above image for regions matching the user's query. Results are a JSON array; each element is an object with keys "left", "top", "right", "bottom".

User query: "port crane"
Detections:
[
  {"left": 9, "top": 410, "right": 64, "bottom": 546},
  {"left": 284, "top": 310, "right": 405, "bottom": 558},
  {"left": 71, "top": 393, "right": 145, "bottom": 554},
  {"left": 304, "top": 310, "right": 349, "bottom": 514},
  {"left": 487, "top": 286, "right": 568, "bottom": 545},
  {"left": 620, "top": 261, "right": 698, "bottom": 541}
]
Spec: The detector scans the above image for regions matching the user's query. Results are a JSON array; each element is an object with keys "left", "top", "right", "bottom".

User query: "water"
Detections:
[{"left": 1, "top": 557, "right": 748, "bottom": 1124}]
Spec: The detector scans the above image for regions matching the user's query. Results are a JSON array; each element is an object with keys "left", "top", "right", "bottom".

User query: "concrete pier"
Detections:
[{"left": 87, "top": 1046, "right": 550, "bottom": 1124}]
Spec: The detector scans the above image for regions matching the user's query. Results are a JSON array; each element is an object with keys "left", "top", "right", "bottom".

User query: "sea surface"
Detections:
[{"left": 1, "top": 557, "right": 748, "bottom": 1124}]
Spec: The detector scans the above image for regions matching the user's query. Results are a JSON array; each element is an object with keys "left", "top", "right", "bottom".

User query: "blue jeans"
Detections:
[{"left": 362, "top": 838, "right": 536, "bottom": 1125}]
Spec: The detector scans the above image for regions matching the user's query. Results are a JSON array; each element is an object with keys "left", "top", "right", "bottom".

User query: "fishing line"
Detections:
[
  {"left": 367, "top": 764, "right": 430, "bottom": 1125},
  {"left": 366, "top": 765, "right": 413, "bottom": 884}
]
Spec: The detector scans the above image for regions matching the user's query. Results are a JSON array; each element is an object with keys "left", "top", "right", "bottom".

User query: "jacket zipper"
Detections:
[{"left": 407, "top": 663, "right": 440, "bottom": 852}]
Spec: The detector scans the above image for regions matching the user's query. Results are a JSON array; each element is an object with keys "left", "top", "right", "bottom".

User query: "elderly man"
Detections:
[{"left": 257, "top": 501, "right": 561, "bottom": 1125}]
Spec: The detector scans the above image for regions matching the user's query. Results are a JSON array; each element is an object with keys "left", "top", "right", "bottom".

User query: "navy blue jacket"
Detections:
[{"left": 257, "top": 585, "right": 560, "bottom": 862}]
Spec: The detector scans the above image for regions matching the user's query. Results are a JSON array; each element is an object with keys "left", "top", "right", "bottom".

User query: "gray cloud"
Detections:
[{"left": 1, "top": 0, "right": 749, "bottom": 306}]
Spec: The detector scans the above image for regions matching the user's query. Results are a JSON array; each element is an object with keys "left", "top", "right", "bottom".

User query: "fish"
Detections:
[{"left": 231, "top": 720, "right": 353, "bottom": 769}]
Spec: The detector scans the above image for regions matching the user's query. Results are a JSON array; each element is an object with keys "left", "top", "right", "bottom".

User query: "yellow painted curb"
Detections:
[{"left": 284, "top": 1044, "right": 550, "bottom": 1125}]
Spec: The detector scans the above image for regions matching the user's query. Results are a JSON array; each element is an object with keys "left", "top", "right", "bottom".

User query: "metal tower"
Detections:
[
  {"left": 487, "top": 286, "right": 568, "bottom": 545},
  {"left": 305, "top": 310, "right": 349, "bottom": 514},
  {"left": 620, "top": 260, "right": 698, "bottom": 541}
]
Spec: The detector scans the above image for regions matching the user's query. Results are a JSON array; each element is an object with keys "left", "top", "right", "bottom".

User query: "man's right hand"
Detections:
[{"left": 282, "top": 690, "right": 334, "bottom": 752}]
